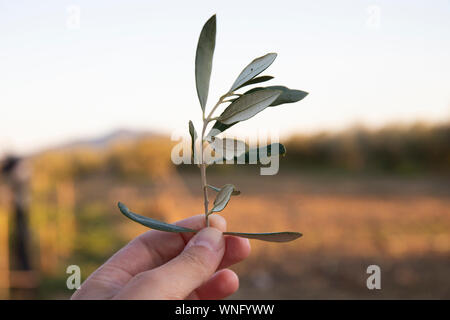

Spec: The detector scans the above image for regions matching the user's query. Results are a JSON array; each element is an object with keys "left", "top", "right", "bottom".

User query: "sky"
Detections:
[{"left": 1, "top": 0, "right": 449, "bottom": 155}]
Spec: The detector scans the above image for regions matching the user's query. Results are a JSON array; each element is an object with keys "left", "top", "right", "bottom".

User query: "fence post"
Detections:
[{"left": 0, "top": 208, "right": 10, "bottom": 299}]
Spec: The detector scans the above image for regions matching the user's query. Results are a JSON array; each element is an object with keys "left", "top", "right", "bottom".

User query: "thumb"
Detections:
[{"left": 115, "top": 227, "right": 225, "bottom": 299}]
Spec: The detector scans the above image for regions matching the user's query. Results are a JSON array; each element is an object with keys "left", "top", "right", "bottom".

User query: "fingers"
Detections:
[
  {"left": 123, "top": 214, "right": 226, "bottom": 272},
  {"left": 74, "top": 214, "right": 251, "bottom": 300},
  {"left": 219, "top": 236, "right": 251, "bottom": 269},
  {"left": 73, "top": 215, "right": 226, "bottom": 299},
  {"left": 176, "top": 214, "right": 227, "bottom": 243},
  {"left": 99, "top": 214, "right": 226, "bottom": 277},
  {"left": 175, "top": 216, "right": 252, "bottom": 270},
  {"left": 187, "top": 269, "right": 239, "bottom": 300},
  {"left": 114, "top": 227, "right": 226, "bottom": 299},
  {"left": 176, "top": 215, "right": 250, "bottom": 270}
]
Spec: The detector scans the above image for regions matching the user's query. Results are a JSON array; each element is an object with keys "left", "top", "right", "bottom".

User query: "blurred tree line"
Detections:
[
  {"left": 283, "top": 123, "right": 449, "bottom": 174},
  {"left": 30, "top": 137, "right": 174, "bottom": 184},
  {"left": 26, "top": 122, "right": 450, "bottom": 181}
]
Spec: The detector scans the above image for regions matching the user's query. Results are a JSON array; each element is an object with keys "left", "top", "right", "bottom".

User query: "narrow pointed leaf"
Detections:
[
  {"left": 211, "top": 184, "right": 235, "bottom": 213},
  {"left": 218, "top": 89, "right": 282, "bottom": 125},
  {"left": 206, "top": 120, "right": 237, "bottom": 139},
  {"left": 208, "top": 85, "right": 307, "bottom": 137},
  {"left": 235, "top": 75, "right": 274, "bottom": 90},
  {"left": 208, "top": 184, "right": 240, "bottom": 195},
  {"left": 230, "top": 53, "right": 277, "bottom": 92},
  {"left": 188, "top": 120, "right": 198, "bottom": 162},
  {"left": 245, "top": 86, "right": 308, "bottom": 106},
  {"left": 223, "top": 231, "right": 302, "bottom": 242},
  {"left": 210, "top": 137, "right": 248, "bottom": 160},
  {"left": 195, "top": 14, "right": 216, "bottom": 111},
  {"left": 118, "top": 202, "right": 196, "bottom": 233},
  {"left": 236, "top": 143, "right": 286, "bottom": 163}
]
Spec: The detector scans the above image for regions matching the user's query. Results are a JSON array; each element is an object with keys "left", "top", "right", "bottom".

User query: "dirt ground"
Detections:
[{"left": 177, "top": 170, "right": 450, "bottom": 299}]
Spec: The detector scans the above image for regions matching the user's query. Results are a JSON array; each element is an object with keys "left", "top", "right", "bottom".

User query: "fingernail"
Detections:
[{"left": 187, "top": 228, "right": 224, "bottom": 252}]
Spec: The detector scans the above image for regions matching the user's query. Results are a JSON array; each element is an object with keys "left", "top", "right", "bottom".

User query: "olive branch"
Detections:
[{"left": 118, "top": 14, "right": 308, "bottom": 243}]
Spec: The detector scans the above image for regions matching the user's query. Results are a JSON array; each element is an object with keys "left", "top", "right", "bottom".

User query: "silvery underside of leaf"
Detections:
[
  {"left": 230, "top": 53, "right": 277, "bottom": 92},
  {"left": 218, "top": 89, "right": 282, "bottom": 125},
  {"left": 210, "top": 137, "right": 248, "bottom": 160},
  {"left": 210, "top": 184, "right": 236, "bottom": 213}
]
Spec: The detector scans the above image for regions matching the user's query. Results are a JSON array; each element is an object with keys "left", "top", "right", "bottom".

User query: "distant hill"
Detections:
[
  {"left": 61, "top": 129, "right": 159, "bottom": 150},
  {"left": 22, "top": 129, "right": 165, "bottom": 158}
]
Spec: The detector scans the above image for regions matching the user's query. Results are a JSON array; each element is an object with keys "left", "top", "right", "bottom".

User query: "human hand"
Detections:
[{"left": 71, "top": 214, "right": 251, "bottom": 300}]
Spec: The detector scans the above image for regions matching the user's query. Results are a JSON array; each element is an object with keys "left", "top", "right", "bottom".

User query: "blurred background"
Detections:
[{"left": 1, "top": 0, "right": 449, "bottom": 299}]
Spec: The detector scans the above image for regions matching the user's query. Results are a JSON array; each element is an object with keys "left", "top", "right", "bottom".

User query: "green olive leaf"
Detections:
[
  {"left": 118, "top": 202, "right": 302, "bottom": 242},
  {"left": 223, "top": 231, "right": 302, "bottom": 242},
  {"left": 188, "top": 120, "right": 198, "bottom": 162},
  {"left": 244, "top": 85, "right": 308, "bottom": 106},
  {"left": 210, "top": 137, "right": 248, "bottom": 160},
  {"left": 208, "top": 86, "right": 307, "bottom": 137},
  {"left": 210, "top": 184, "right": 235, "bottom": 213},
  {"left": 118, "top": 202, "right": 196, "bottom": 233},
  {"left": 195, "top": 14, "right": 216, "bottom": 111},
  {"left": 235, "top": 75, "right": 274, "bottom": 90},
  {"left": 206, "top": 121, "right": 237, "bottom": 140},
  {"left": 207, "top": 184, "right": 240, "bottom": 195},
  {"left": 230, "top": 53, "right": 277, "bottom": 92},
  {"left": 218, "top": 89, "right": 282, "bottom": 125},
  {"left": 236, "top": 143, "right": 286, "bottom": 163}
]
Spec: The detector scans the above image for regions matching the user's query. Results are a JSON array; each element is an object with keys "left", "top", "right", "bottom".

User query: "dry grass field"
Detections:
[{"left": 179, "top": 170, "right": 450, "bottom": 299}]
